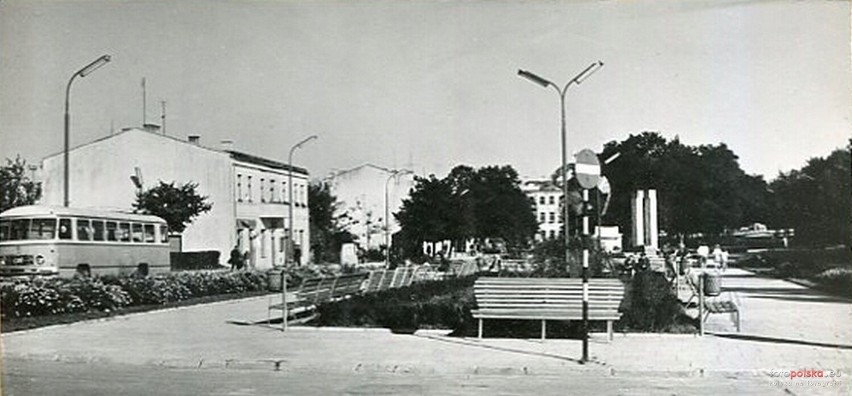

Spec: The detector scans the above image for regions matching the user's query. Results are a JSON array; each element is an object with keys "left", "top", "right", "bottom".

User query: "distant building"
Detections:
[
  {"left": 39, "top": 127, "right": 311, "bottom": 268},
  {"left": 323, "top": 164, "right": 415, "bottom": 252},
  {"left": 521, "top": 179, "right": 563, "bottom": 242}
]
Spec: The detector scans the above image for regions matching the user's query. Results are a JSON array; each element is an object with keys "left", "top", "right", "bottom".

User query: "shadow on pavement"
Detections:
[
  {"left": 413, "top": 333, "right": 588, "bottom": 365},
  {"left": 722, "top": 286, "right": 852, "bottom": 303},
  {"left": 710, "top": 333, "right": 852, "bottom": 350}
]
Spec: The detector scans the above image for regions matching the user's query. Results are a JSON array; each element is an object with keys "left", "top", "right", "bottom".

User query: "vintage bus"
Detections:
[{"left": 0, "top": 205, "right": 170, "bottom": 277}]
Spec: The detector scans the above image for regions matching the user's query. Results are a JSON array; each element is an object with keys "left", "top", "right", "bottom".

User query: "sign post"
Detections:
[{"left": 575, "top": 149, "right": 600, "bottom": 363}]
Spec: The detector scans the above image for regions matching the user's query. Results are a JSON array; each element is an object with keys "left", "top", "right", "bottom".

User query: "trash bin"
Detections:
[
  {"left": 703, "top": 271, "right": 722, "bottom": 297},
  {"left": 267, "top": 268, "right": 285, "bottom": 292}
]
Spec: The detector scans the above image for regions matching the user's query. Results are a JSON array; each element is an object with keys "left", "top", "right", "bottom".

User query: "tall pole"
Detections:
[
  {"left": 385, "top": 169, "right": 412, "bottom": 268},
  {"left": 64, "top": 55, "right": 111, "bottom": 207},
  {"left": 582, "top": 188, "right": 590, "bottom": 362},
  {"left": 288, "top": 135, "right": 317, "bottom": 266},
  {"left": 518, "top": 61, "right": 603, "bottom": 275}
]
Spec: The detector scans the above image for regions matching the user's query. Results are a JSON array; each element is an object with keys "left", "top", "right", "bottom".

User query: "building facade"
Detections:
[
  {"left": 323, "top": 164, "right": 414, "bottom": 252},
  {"left": 39, "top": 127, "right": 310, "bottom": 268},
  {"left": 521, "top": 180, "right": 563, "bottom": 242}
]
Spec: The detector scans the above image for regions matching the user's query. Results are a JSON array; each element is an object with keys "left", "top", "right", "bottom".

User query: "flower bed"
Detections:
[{"left": 0, "top": 270, "right": 268, "bottom": 320}]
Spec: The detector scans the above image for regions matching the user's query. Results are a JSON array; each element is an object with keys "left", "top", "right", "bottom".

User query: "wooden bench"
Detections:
[
  {"left": 268, "top": 272, "right": 369, "bottom": 329},
  {"left": 472, "top": 278, "right": 625, "bottom": 341}
]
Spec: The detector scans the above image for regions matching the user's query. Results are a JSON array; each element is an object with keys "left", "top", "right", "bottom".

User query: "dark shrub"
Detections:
[
  {"left": 620, "top": 270, "right": 685, "bottom": 332},
  {"left": 170, "top": 251, "right": 223, "bottom": 271}
]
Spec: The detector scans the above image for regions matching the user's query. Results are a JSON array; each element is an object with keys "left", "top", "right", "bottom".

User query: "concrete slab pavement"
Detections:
[{"left": 2, "top": 267, "right": 851, "bottom": 395}]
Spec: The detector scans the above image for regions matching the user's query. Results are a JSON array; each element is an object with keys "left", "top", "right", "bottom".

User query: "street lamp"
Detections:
[
  {"left": 288, "top": 134, "right": 317, "bottom": 265},
  {"left": 385, "top": 169, "right": 413, "bottom": 268},
  {"left": 64, "top": 54, "right": 111, "bottom": 207},
  {"left": 518, "top": 61, "right": 603, "bottom": 271}
]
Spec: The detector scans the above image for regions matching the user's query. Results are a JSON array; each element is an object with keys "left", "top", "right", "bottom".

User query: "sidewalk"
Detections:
[{"left": 3, "top": 268, "right": 851, "bottom": 384}]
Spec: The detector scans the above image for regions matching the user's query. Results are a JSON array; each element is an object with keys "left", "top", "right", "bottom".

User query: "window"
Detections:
[
  {"left": 131, "top": 223, "right": 143, "bottom": 242},
  {"left": 106, "top": 222, "right": 118, "bottom": 241},
  {"left": 279, "top": 236, "right": 285, "bottom": 253},
  {"left": 539, "top": 196, "right": 545, "bottom": 205},
  {"left": 143, "top": 224, "right": 155, "bottom": 243},
  {"left": 92, "top": 220, "right": 105, "bottom": 241},
  {"left": 29, "top": 218, "right": 56, "bottom": 240},
  {"left": 59, "top": 218, "right": 72, "bottom": 240},
  {"left": 260, "top": 229, "right": 267, "bottom": 258},
  {"left": 119, "top": 223, "right": 131, "bottom": 242},
  {"left": 77, "top": 219, "right": 92, "bottom": 241},
  {"left": 539, "top": 212, "right": 546, "bottom": 223},
  {"left": 549, "top": 212, "right": 555, "bottom": 224},
  {"left": 236, "top": 174, "right": 243, "bottom": 202},
  {"left": 549, "top": 196, "right": 555, "bottom": 205},
  {"left": 9, "top": 219, "right": 29, "bottom": 240},
  {"left": 281, "top": 181, "right": 287, "bottom": 202},
  {"left": 269, "top": 179, "right": 275, "bottom": 203},
  {"left": 160, "top": 225, "right": 169, "bottom": 243},
  {"left": 260, "top": 178, "right": 266, "bottom": 203},
  {"left": 247, "top": 176, "right": 253, "bottom": 202},
  {"left": 549, "top": 230, "right": 556, "bottom": 239},
  {"left": 0, "top": 220, "right": 8, "bottom": 241}
]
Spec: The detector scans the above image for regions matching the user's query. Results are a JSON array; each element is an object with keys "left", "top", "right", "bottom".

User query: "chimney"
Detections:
[
  {"left": 188, "top": 135, "right": 200, "bottom": 145},
  {"left": 220, "top": 139, "right": 234, "bottom": 152},
  {"left": 142, "top": 123, "right": 161, "bottom": 133}
]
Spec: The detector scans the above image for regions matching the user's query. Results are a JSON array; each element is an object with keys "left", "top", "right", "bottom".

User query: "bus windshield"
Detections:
[{"left": 0, "top": 218, "right": 57, "bottom": 241}]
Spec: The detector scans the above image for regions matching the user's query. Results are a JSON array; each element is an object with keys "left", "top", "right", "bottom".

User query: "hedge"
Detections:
[{"left": 0, "top": 270, "right": 268, "bottom": 319}]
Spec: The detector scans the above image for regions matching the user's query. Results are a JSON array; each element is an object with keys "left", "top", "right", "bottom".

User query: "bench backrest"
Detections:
[
  {"left": 297, "top": 273, "right": 369, "bottom": 304},
  {"left": 474, "top": 277, "right": 625, "bottom": 313}
]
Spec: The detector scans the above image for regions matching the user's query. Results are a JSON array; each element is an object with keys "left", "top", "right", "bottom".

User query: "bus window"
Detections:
[
  {"left": 29, "top": 218, "right": 57, "bottom": 240},
  {"left": 59, "top": 219, "right": 72, "bottom": 240},
  {"left": 119, "top": 223, "right": 131, "bottom": 242},
  {"left": 77, "top": 219, "right": 92, "bottom": 241},
  {"left": 159, "top": 225, "right": 168, "bottom": 243},
  {"left": 143, "top": 224, "right": 155, "bottom": 243},
  {"left": 106, "top": 221, "right": 118, "bottom": 241},
  {"left": 10, "top": 219, "right": 30, "bottom": 240},
  {"left": 131, "top": 223, "right": 143, "bottom": 242},
  {"left": 92, "top": 220, "right": 105, "bottom": 241},
  {"left": 0, "top": 220, "right": 10, "bottom": 241}
]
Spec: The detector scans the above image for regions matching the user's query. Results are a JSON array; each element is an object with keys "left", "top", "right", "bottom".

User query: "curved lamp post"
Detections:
[
  {"left": 517, "top": 61, "right": 603, "bottom": 270},
  {"left": 384, "top": 169, "right": 413, "bottom": 268},
  {"left": 287, "top": 135, "right": 317, "bottom": 265},
  {"left": 64, "top": 54, "right": 111, "bottom": 207}
]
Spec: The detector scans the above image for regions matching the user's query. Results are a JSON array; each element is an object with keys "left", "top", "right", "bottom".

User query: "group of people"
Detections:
[{"left": 228, "top": 245, "right": 249, "bottom": 271}]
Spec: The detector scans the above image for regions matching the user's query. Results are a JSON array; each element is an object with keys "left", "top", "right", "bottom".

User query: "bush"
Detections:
[
  {"left": 315, "top": 276, "right": 477, "bottom": 331},
  {"left": 814, "top": 267, "right": 852, "bottom": 294},
  {"left": 1, "top": 270, "right": 269, "bottom": 319},
  {"left": 619, "top": 270, "right": 687, "bottom": 332},
  {"left": 170, "top": 251, "right": 223, "bottom": 271}
]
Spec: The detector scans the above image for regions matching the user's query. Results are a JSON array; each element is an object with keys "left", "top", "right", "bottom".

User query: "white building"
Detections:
[
  {"left": 323, "top": 164, "right": 415, "bottom": 252},
  {"left": 39, "top": 126, "right": 311, "bottom": 268},
  {"left": 521, "top": 180, "right": 563, "bottom": 242}
]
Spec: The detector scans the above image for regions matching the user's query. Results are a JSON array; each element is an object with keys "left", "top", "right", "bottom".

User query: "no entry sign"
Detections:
[{"left": 574, "top": 149, "right": 600, "bottom": 189}]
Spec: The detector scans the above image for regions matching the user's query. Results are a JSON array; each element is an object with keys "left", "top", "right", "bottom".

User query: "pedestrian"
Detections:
[
  {"left": 721, "top": 249, "right": 729, "bottom": 272},
  {"left": 712, "top": 244, "right": 723, "bottom": 269},
  {"left": 228, "top": 245, "right": 241, "bottom": 271}
]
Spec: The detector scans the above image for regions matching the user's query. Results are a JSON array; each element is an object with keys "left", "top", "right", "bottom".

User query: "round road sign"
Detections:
[{"left": 574, "top": 149, "right": 600, "bottom": 189}]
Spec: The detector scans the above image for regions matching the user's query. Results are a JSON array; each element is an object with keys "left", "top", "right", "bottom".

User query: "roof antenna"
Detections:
[
  {"left": 160, "top": 100, "right": 167, "bottom": 135},
  {"left": 141, "top": 77, "right": 147, "bottom": 126}
]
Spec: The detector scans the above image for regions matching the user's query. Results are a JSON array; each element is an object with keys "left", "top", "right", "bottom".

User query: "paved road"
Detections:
[
  {"left": 3, "top": 358, "right": 790, "bottom": 396},
  {"left": 2, "top": 267, "right": 851, "bottom": 395}
]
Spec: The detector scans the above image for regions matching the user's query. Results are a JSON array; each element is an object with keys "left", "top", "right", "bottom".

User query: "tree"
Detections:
[
  {"left": 396, "top": 165, "right": 537, "bottom": 259},
  {"left": 133, "top": 181, "right": 212, "bottom": 233},
  {"left": 0, "top": 156, "right": 41, "bottom": 213},
  {"left": 768, "top": 142, "right": 851, "bottom": 247},
  {"left": 600, "top": 132, "right": 772, "bottom": 240},
  {"left": 309, "top": 182, "right": 352, "bottom": 263}
]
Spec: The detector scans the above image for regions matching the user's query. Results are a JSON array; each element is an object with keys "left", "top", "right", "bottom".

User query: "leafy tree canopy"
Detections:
[
  {"left": 133, "top": 181, "right": 212, "bottom": 233},
  {"left": 396, "top": 165, "right": 537, "bottom": 258},
  {"left": 0, "top": 156, "right": 41, "bottom": 213},
  {"left": 309, "top": 182, "right": 353, "bottom": 263}
]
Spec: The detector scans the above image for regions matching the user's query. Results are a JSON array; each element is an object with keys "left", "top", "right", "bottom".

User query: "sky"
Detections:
[{"left": 1, "top": 0, "right": 849, "bottom": 182}]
